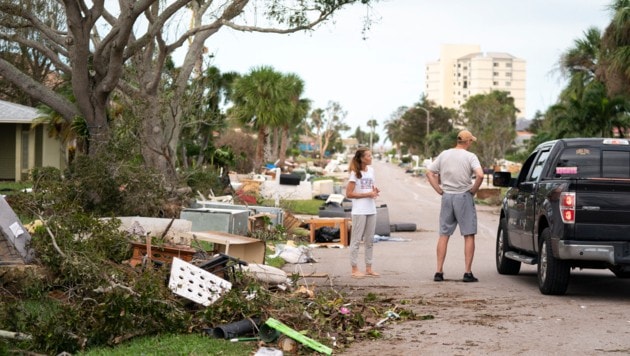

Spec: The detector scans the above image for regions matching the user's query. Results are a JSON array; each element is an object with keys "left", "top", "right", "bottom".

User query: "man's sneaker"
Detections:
[
  {"left": 462, "top": 272, "right": 478, "bottom": 283},
  {"left": 433, "top": 272, "right": 444, "bottom": 282}
]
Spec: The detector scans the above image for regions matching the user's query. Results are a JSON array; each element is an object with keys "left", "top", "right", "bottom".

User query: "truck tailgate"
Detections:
[{"left": 574, "top": 180, "right": 630, "bottom": 241}]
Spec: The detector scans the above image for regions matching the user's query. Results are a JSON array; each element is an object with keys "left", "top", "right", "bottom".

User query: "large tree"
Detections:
[
  {"left": 306, "top": 101, "right": 349, "bottom": 164},
  {"left": 277, "top": 73, "right": 310, "bottom": 170},
  {"left": 228, "top": 66, "right": 292, "bottom": 172},
  {"left": 599, "top": 0, "right": 630, "bottom": 99},
  {"left": 462, "top": 90, "right": 517, "bottom": 168},
  {"left": 0, "top": 0, "right": 377, "bottom": 184}
]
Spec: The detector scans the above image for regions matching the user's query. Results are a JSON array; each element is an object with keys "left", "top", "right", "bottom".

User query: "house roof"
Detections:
[{"left": 0, "top": 99, "right": 41, "bottom": 124}]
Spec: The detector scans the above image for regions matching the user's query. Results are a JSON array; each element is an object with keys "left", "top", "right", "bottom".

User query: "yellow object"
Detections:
[{"left": 24, "top": 220, "right": 43, "bottom": 234}]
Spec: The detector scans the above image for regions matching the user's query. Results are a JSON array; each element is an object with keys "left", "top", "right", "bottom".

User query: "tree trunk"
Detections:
[
  {"left": 278, "top": 126, "right": 289, "bottom": 170},
  {"left": 254, "top": 126, "right": 267, "bottom": 174},
  {"left": 139, "top": 100, "right": 178, "bottom": 186}
]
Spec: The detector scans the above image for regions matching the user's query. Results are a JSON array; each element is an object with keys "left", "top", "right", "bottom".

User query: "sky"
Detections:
[{"left": 200, "top": 0, "right": 614, "bottom": 146}]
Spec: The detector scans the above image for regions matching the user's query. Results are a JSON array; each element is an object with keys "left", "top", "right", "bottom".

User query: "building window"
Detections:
[
  {"left": 493, "top": 81, "right": 498, "bottom": 85},
  {"left": 506, "top": 72, "right": 512, "bottom": 77},
  {"left": 463, "top": 81, "right": 468, "bottom": 89},
  {"left": 506, "top": 63, "right": 512, "bottom": 68},
  {"left": 505, "top": 81, "right": 511, "bottom": 86},
  {"left": 493, "top": 62, "right": 499, "bottom": 67},
  {"left": 493, "top": 72, "right": 499, "bottom": 76}
]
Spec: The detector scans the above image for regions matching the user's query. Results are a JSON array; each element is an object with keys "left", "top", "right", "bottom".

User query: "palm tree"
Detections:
[
  {"left": 278, "top": 73, "right": 310, "bottom": 170},
  {"left": 599, "top": 0, "right": 630, "bottom": 99},
  {"left": 179, "top": 66, "right": 238, "bottom": 169},
  {"left": 229, "top": 66, "right": 291, "bottom": 172},
  {"left": 367, "top": 119, "right": 378, "bottom": 150}
]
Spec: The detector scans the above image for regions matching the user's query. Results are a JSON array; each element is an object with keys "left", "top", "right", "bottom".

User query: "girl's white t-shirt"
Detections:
[{"left": 348, "top": 166, "right": 377, "bottom": 215}]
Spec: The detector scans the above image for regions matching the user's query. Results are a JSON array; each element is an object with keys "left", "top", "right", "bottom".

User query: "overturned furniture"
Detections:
[
  {"left": 181, "top": 230, "right": 265, "bottom": 264},
  {"left": 115, "top": 216, "right": 265, "bottom": 266}
]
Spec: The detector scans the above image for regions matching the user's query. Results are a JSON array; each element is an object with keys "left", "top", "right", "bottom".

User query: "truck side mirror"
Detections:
[{"left": 492, "top": 171, "right": 513, "bottom": 187}]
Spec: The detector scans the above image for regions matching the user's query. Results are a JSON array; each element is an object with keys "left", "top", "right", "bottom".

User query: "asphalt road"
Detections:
[{"left": 289, "top": 158, "right": 630, "bottom": 356}]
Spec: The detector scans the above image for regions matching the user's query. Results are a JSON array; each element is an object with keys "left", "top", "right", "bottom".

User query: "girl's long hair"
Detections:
[{"left": 349, "top": 147, "right": 370, "bottom": 179}]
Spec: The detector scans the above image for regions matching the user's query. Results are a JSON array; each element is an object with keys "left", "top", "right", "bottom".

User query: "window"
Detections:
[
  {"left": 557, "top": 148, "right": 630, "bottom": 178},
  {"left": 493, "top": 81, "right": 498, "bottom": 85},
  {"left": 463, "top": 81, "right": 468, "bottom": 89},
  {"left": 505, "top": 81, "right": 511, "bottom": 86},
  {"left": 493, "top": 72, "right": 499, "bottom": 76},
  {"left": 493, "top": 62, "right": 499, "bottom": 67},
  {"left": 506, "top": 72, "right": 512, "bottom": 77},
  {"left": 603, "top": 151, "right": 630, "bottom": 178},
  {"left": 506, "top": 63, "right": 512, "bottom": 68},
  {"left": 529, "top": 150, "right": 551, "bottom": 182}
]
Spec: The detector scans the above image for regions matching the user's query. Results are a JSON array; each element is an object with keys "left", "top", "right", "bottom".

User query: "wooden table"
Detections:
[{"left": 307, "top": 217, "right": 351, "bottom": 246}]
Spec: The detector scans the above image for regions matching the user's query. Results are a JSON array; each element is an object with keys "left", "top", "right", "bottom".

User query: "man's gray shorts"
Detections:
[{"left": 439, "top": 192, "right": 477, "bottom": 237}]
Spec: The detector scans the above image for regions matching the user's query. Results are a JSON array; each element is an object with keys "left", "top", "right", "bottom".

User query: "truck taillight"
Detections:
[{"left": 560, "top": 192, "right": 576, "bottom": 224}]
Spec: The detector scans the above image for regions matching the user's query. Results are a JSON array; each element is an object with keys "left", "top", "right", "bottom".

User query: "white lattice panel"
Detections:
[{"left": 168, "top": 257, "right": 232, "bottom": 306}]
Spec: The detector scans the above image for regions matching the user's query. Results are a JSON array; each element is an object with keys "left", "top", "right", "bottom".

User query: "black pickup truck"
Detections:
[{"left": 493, "top": 138, "right": 630, "bottom": 295}]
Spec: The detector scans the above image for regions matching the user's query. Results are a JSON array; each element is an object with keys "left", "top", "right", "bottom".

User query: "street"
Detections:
[{"left": 290, "top": 159, "right": 630, "bottom": 355}]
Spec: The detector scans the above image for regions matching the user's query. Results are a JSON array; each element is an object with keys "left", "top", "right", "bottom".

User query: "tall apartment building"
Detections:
[{"left": 426, "top": 44, "right": 526, "bottom": 118}]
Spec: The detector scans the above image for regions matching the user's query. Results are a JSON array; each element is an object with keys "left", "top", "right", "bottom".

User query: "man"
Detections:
[{"left": 426, "top": 129, "right": 484, "bottom": 282}]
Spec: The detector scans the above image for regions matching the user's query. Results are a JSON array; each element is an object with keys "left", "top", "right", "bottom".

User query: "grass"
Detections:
[
  {"left": 261, "top": 198, "right": 324, "bottom": 216},
  {"left": 0, "top": 181, "right": 31, "bottom": 195},
  {"left": 78, "top": 333, "right": 255, "bottom": 355}
]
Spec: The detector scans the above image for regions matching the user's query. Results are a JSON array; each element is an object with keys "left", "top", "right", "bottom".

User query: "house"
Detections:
[{"left": 0, "top": 99, "right": 66, "bottom": 181}]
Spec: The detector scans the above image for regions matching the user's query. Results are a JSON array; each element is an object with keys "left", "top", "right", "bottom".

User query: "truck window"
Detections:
[
  {"left": 529, "top": 150, "right": 550, "bottom": 182},
  {"left": 603, "top": 150, "right": 630, "bottom": 178},
  {"left": 556, "top": 148, "right": 630, "bottom": 178}
]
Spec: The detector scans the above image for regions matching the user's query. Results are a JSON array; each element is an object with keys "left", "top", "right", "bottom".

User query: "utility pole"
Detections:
[{"left": 416, "top": 106, "right": 430, "bottom": 159}]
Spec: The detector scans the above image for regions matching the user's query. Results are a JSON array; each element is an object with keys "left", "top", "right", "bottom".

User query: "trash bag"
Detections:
[{"left": 315, "top": 226, "right": 340, "bottom": 242}]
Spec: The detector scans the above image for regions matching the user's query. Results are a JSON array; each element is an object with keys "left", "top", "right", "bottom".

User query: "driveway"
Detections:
[{"left": 290, "top": 159, "right": 630, "bottom": 355}]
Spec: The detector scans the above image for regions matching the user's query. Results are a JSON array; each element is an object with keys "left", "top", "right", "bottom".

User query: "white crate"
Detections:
[{"left": 168, "top": 257, "right": 232, "bottom": 306}]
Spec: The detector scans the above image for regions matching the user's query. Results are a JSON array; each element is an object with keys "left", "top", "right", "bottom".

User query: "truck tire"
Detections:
[
  {"left": 538, "top": 227, "right": 570, "bottom": 295},
  {"left": 496, "top": 218, "right": 521, "bottom": 275}
]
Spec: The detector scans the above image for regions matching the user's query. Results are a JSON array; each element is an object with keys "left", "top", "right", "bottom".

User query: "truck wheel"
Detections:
[
  {"left": 496, "top": 218, "right": 521, "bottom": 275},
  {"left": 538, "top": 227, "right": 570, "bottom": 295}
]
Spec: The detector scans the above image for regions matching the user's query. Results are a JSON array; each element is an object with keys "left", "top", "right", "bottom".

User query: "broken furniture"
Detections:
[
  {"left": 129, "top": 241, "right": 196, "bottom": 267},
  {"left": 196, "top": 253, "right": 247, "bottom": 281},
  {"left": 248, "top": 213, "right": 276, "bottom": 233},
  {"left": 190, "top": 201, "right": 284, "bottom": 227},
  {"left": 181, "top": 230, "right": 265, "bottom": 264},
  {"left": 307, "top": 217, "right": 350, "bottom": 246},
  {"left": 180, "top": 208, "right": 249, "bottom": 236},
  {"left": 0, "top": 196, "right": 34, "bottom": 265}
]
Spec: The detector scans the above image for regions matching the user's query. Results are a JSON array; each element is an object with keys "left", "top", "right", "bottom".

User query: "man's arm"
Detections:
[
  {"left": 426, "top": 170, "right": 443, "bottom": 195},
  {"left": 470, "top": 167, "right": 484, "bottom": 195}
]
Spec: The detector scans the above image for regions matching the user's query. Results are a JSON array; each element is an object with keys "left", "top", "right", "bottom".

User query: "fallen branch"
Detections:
[
  {"left": 0, "top": 329, "right": 32, "bottom": 340},
  {"left": 37, "top": 215, "right": 66, "bottom": 258}
]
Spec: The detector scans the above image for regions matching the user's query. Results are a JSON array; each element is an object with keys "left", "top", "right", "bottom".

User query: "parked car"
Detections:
[{"left": 493, "top": 138, "right": 630, "bottom": 295}]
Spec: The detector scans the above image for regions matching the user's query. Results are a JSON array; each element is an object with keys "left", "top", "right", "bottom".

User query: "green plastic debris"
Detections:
[{"left": 264, "top": 317, "right": 333, "bottom": 355}]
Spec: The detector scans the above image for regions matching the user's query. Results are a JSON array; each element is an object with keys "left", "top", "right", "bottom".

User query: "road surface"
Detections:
[{"left": 289, "top": 159, "right": 630, "bottom": 355}]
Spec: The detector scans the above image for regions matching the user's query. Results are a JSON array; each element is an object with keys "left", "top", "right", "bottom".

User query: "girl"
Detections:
[{"left": 345, "top": 147, "right": 380, "bottom": 278}]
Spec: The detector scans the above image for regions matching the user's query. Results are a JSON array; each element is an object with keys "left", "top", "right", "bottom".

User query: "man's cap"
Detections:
[{"left": 457, "top": 129, "right": 477, "bottom": 142}]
